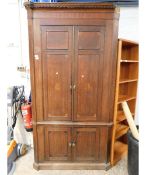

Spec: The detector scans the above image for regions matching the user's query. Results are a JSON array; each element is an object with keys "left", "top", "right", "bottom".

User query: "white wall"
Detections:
[
  {"left": 119, "top": 7, "right": 138, "bottom": 42},
  {"left": 6, "top": 0, "right": 32, "bottom": 145},
  {"left": 7, "top": 1, "right": 23, "bottom": 86},
  {"left": 7, "top": 0, "right": 30, "bottom": 95}
]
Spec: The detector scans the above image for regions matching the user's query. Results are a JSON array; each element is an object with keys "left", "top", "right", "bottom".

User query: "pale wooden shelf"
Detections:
[
  {"left": 116, "top": 111, "right": 126, "bottom": 123},
  {"left": 120, "top": 60, "right": 139, "bottom": 63},
  {"left": 114, "top": 141, "right": 128, "bottom": 165},
  {"left": 117, "top": 111, "right": 135, "bottom": 123},
  {"left": 119, "top": 38, "right": 138, "bottom": 46},
  {"left": 119, "top": 78, "right": 138, "bottom": 84},
  {"left": 118, "top": 95, "right": 136, "bottom": 104},
  {"left": 115, "top": 124, "right": 129, "bottom": 139}
]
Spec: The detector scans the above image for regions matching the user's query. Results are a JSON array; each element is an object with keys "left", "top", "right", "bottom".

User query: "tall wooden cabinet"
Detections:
[{"left": 24, "top": 2, "right": 119, "bottom": 170}]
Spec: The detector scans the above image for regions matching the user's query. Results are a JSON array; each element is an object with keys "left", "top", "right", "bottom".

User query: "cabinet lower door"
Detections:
[
  {"left": 73, "top": 127, "right": 99, "bottom": 161},
  {"left": 44, "top": 126, "right": 72, "bottom": 161},
  {"left": 37, "top": 126, "right": 109, "bottom": 163}
]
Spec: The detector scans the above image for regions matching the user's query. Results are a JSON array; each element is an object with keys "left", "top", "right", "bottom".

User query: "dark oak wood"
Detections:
[
  {"left": 42, "top": 26, "right": 73, "bottom": 121},
  {"left": 25, "top": 2, "right": 119, "bottom": 170},
  {"left": 24, "top": 2, "right": 117, "bottom": 9},
  {"left": 74, "top": 26, "right": 104, "bottom": 122},
  {"left": 27, "top": 8, "right": 39, "bottom": 163},
  {"left": 36, "top": 125, "right": 111, "bottom": 163},
  {"left": 73, "top": 127, "right": 99, "bottom": 161},
  {"left": 33, "top": 162, "right": 111, "bottom": 170},
  {"left": 45, "top": 126, "right": 72, "bottom": 161}
]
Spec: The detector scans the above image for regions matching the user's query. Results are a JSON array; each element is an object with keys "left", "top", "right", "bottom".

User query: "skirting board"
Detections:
[{"left": 33, "top": 162, "right": 111, "bottom": 170}]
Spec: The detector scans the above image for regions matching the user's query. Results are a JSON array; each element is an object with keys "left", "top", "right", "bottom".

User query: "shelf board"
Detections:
[
  {"left": 115, "top": 124, "right": 129, "bottom": 139},
  {"left": 119, "top": 78, "right": 138, "bottom": 84},
  {"left": 116, "top": 111, "right": 135, "bottom": 123},
  {"left": 119, "top": 38, "right": 138, "bottom": 46},
  {"left": 118, "top": 95, "right": 136, "bottom": 104},
  {"left": 120, "top": 60, "right": 139, "bottom": 63},
  {"left": 114, "top": 141, "right": 128, "bottom": 165},
  {"left": 116, "top": 111, "right": 126, "bottom": 123}
]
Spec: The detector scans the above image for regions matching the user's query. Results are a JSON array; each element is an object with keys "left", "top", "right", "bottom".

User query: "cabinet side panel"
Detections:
[
  {"left": 99, "top": 20, "right": 118, "bottom": 122},
  {"left": 33, "top": 19, "right": 44, "bottom": 121},
  {"left": 27, "top": 9, "right": 39, "bottom": 163}
]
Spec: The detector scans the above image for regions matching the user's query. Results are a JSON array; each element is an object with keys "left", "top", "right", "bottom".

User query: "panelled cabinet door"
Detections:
[
  {"left": 41, "top": 26, "right": 73, "bottom": 121},
  {"left": 73, "top": 127, "right": 99, "bottom": 161},
  {"left": 74, "top": 26, "right": 105, "bottom": 121},
  {"left": 45, "top": 126, "right": 72, "bottom": 161}
]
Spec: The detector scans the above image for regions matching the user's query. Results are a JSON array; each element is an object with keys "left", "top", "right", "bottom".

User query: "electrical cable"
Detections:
[{"left": 11, "top": 86, "right": 25, "bottom": 129}]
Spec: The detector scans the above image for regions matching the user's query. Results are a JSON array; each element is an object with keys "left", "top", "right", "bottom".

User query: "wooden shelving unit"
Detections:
[{"left": 111, "top": 39, "right": 139, "bottom": 165}]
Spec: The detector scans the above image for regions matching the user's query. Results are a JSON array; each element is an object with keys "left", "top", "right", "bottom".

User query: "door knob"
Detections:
[
  {"left": 68, "top": 142, "right": 72, "bottom": 147},
  {"left": 34, "top": 54, "right": 39, "bottom": 60},
  {"left": 73, "top": 85, "right": 76, "bottom": 90},
  {"left": 72, "top": 142, "right": 76, "bottom": 147},
  {"left": 70, "top": 85, "right": 76, "bottom": 90}
]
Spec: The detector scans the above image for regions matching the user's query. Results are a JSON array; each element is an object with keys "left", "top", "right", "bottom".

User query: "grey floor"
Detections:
[{"left": 13, "top": 149, "right": 128, "bottom": 175}]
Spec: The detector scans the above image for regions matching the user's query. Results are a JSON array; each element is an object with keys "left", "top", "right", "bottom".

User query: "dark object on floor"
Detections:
[
  {"left": 7, "top": 86, "right": 27, "bottom": 174},
  {"left": 127, "top": 129, "right": 139, "bottom": 175},
  {"left": 7, "top": 140, "right": 27, "bottom": 175}
]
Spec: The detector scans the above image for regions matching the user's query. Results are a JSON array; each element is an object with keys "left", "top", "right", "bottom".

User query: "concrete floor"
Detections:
[{"left": 13, "top": 149, "right": 128, "bottom": 175}]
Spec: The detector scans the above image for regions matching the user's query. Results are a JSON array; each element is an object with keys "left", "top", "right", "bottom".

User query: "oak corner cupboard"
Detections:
[{"left": 24, "top": 2, "right": 120, "bottom": 170}]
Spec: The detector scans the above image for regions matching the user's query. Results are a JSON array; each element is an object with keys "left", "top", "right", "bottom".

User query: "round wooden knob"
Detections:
[
  {"left": 68, "top": 142, "right": 72, "bottom": 147},
  {"left": 72, "top": 142, "right": 76, "bottom": 147},
  {"left": 34, "top": 54, "right": 39, "bottom": 60},
  {"left": 73, "top": 85, "right": 76, "bottom": 90}
]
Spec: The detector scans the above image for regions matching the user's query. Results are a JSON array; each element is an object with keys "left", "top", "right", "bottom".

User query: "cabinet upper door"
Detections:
[
  {"left": 74, "top": 26, "right": 105, "bottom": 121},
  {"left": 41, "top": 26, "right": 73, "bottom": 121}
]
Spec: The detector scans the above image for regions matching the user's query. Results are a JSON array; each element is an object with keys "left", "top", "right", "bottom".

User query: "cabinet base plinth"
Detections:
[{"left": 33, "top": 162, "right": 111, "bottom": 170}]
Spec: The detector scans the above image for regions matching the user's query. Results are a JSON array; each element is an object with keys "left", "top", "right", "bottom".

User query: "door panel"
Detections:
[
  {"left": 41, "top": 26, "right": 73, "bottom": 121},
  {"left": 74, "top": 26, "right": 105, "bottom": 121},
  {"left": 43, "top": 53, "right": 71, "bottom": 120},
  {"left": 78, "top": 31, "right": 102, "bottom": 50},
  {"left": 42, "top": 26, "right": 71, "bottom": 51},
  {"left": 46, "top": 31, "right": 69, "bottom": 50},
  {"left": 45, "top": 126, "right": 72, "bottom": 161},
  {"left": 73, "top": 127, "right": 99, "bottom": 161},
  {"left": 76, "top": 54, "right": 99, "bottom": 120}
]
